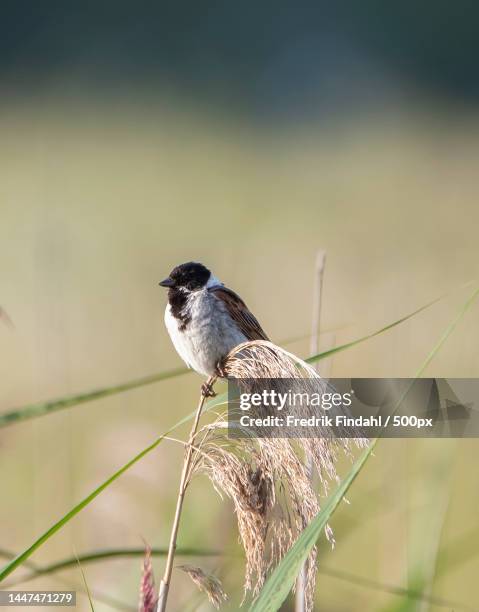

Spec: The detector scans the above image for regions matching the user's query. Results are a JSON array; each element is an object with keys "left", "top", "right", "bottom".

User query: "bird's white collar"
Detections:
[{"left": 206, "top": 275, "right": 223, "bottom": 289}]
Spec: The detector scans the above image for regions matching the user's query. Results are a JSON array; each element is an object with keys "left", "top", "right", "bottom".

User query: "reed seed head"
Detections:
[
  {"left": 138, "top": 545, "right": 157, "bottom": 612},
  {"left": 177, "top": 565, "right": 228, "bottom": 609},
  {"left": 190, "top": 340, "right": 367, "bottom": 610}
]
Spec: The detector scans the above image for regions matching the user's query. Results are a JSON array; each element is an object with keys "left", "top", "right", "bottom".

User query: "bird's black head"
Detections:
[{"left": 159, "top": 262, "right": 211, "bottom": 292}]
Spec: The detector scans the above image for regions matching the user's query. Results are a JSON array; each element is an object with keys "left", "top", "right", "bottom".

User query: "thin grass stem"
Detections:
[
  {"left": 296, "top": 250, "right": 326, "bottom": 612},
  {"left": 156, "top": 375, "right": 217, "bottom": 612}
]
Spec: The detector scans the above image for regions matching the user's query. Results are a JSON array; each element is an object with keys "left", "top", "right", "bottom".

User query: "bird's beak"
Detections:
[{"left": 159, "top": 277, "right": 174, "bottom": 288}]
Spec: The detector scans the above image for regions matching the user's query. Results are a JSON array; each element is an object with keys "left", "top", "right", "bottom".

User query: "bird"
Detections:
[{"left": 159, "top": 261, "right": 268, "bottom": 396}]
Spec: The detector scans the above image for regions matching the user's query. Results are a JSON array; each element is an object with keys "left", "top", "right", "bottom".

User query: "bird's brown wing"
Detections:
[{"left": 209, "top": 286, "right": 269, "bottom": 341}]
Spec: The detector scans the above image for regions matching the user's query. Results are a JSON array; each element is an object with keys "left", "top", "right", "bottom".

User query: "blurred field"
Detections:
[{"left": 0, "top": 95, "right": 478, "bottom": 610}]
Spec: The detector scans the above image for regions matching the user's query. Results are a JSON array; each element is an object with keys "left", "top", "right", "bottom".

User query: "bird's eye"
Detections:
[{"left": 186, "top": 281, "right": 197, "bottom": 290}]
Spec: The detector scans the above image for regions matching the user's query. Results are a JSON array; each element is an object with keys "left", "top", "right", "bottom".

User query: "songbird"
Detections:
[{"left": 159, "top": 261, "right": 268, "bottom": 395}]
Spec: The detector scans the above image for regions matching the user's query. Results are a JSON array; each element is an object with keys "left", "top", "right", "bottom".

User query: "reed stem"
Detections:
[
  {"left": 157, "top": 375, "right": 216, "bottom": 612},
  {"left": 296, "top": 250, "right": 326, "bottom": 612}
]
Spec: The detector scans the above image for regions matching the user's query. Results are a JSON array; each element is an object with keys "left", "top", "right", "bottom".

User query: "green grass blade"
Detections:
[
  {"left": 413, "top": 286, "right": 479, "bottom": 377},
  {"left": 250, "top": 446, "right": 371, "bottom": 612},
  {"left": 0, "top": 367, "right": 188, "bottom": 428},
  {"left": 250, "top": 286, "right": 479, "bottom": 612},
  {"left": 0, "top": 549, "right": 133, "bottom": 611},
  {"left": 0, "top": 395, "right": 222, "bottom": 584},
  {"left": 5, "top": 547, "right": 221, "bottom": 587},
  {"left": 0, "top": 438, "right": 165, "bottom": 582},
  {"left": 306, "top": 292, "right": 445, "bottom": 364},
  {"left": 0, "top": 292, "right": 447, "bottom": 429},
  {"left": 75, "top": 554, "right": 95, "bottom": 612}
]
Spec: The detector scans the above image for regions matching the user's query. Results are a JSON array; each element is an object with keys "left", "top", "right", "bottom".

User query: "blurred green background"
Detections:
[{"left": 1, "top": 3, "right": 478, "bottom": 611}]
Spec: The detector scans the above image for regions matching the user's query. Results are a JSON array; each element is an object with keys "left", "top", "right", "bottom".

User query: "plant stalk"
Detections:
[
  {"left": 156, "top": 375, "right": 216, "bottom": 612},
  {"left": 296, "top": 251, "right": 326, "bottom": 612}
]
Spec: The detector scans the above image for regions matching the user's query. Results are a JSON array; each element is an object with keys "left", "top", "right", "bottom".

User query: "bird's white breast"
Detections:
[{"left": 164, "top": 289, "right": 246, "bottom": 376}]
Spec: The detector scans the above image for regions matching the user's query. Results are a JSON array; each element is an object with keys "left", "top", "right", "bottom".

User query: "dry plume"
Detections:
[
  {"left": 177, "top": 565, "right": 228, "bottom": 609},
  {"left": 188, "top": 340, "right": 367, "bottom": 610}
]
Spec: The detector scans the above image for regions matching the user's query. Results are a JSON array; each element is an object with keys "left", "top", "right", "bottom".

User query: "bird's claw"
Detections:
[
  {"left": 201, "top": 381, "right": 217, "bottom": 398},
  {"left": 215, "top": 359, "right": 227, "bottom": 379}
]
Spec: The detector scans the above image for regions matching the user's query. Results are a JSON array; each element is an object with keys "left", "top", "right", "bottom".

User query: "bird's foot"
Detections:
[
  {"left": 201, "top": 380, "right": 217, "bottom": 398},
  {"left": 215, "top": 358, "right": 227, "bottom": 379}
]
